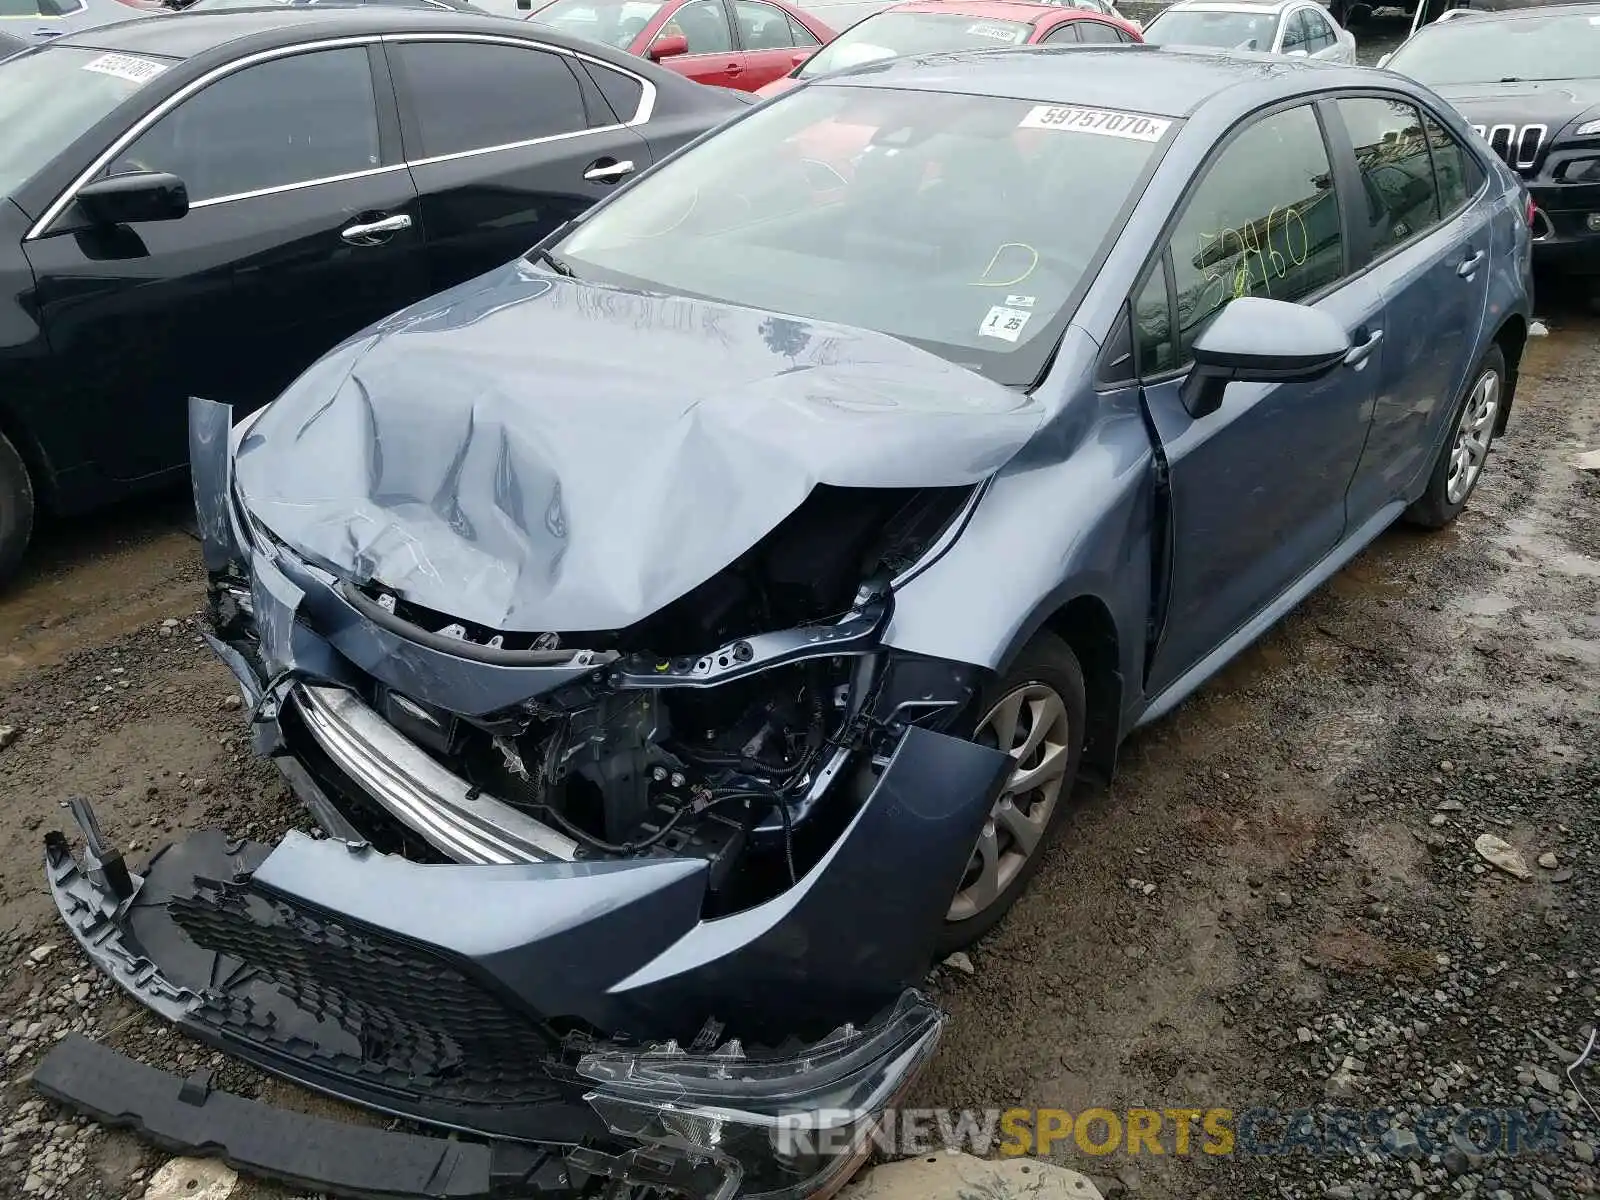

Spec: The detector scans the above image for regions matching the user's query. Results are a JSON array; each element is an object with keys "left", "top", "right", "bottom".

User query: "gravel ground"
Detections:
[{"left": 0, "top": 291, "right": 1596, "bottom": 1200}]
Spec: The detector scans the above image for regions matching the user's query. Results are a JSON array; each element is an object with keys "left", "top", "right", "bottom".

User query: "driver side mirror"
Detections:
[
  {"left": 75, "top": 171, "right": 188, "bottom": 227},
  {"left": 650, "top": 32, "right": 689, "bottom": 59},
  {"left": 1178, "top": 296, "right": 1351, "bottom": 419}
]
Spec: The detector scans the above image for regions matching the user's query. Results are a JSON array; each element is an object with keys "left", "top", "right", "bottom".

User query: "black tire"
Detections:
[
  {"left": 936, "top": 630, "right": 1087, "bottom": 956},
  {"left": 0, "top": 430, "right": 34, "bottom": 586},
  {"left": 1404, "top": 345, "right": 1505, "bottom": 530}
]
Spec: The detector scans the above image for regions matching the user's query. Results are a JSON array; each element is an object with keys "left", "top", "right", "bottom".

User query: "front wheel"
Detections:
[
  {"left": 936, "top": 631, "right": 1086, "bottom": 956},
  {"left": 0, "top": 429, "right": 35, "bottom": 586},
  {"left": 1404, "top": 345, "right": 1505, "bottom": 529}
]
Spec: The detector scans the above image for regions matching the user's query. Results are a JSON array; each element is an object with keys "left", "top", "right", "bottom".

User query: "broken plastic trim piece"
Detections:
[
  {"left": 577, "top": 991, "right": 944, "bottom": 1199},
  {"left": 34, "top": 1034, "right": 507, "bottom": 1199}
]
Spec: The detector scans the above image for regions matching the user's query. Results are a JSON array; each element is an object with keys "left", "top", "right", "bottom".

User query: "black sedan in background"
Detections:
[
  {"left": 1381, "top": 3, "right": 1600, "bottom": 289},
  {"left": 0, "top": 9, "right": 746, "bottom": 579}
]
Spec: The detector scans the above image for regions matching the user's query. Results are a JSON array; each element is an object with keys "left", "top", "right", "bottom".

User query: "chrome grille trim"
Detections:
[
  {"left": 294, "top": 684, "right": 578, "bottom": 865},
  {"left": 1471, "top": 122, "right": 1548, "bottom": 171}
]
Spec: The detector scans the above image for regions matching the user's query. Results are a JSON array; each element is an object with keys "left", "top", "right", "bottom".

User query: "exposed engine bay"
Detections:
[{"left": 232, "top": 484, "right": 983, "bottom": 914}]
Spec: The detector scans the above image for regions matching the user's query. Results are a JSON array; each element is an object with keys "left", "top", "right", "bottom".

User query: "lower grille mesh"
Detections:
[{"left": 170, "top": 881, "right": 563, "bottom": 1103}]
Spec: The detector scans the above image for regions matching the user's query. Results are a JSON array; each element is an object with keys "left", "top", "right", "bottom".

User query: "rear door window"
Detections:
[
  {"left": 394, "top": 40, "right": 588, "bottom": 158},
  {"left": 1302, "top": 6, "right": 1335, "bottom": 50},
  {"left": 1076, "top": 19, "right": 1122, "bottom": 41},
  {"left": 1280, "top": 9, "right": 1308, "bottom": 51},
  {"left": 735, "top": 0, "right": 796, "bottom": 47},
  {"left": 1421, "top": 109, "right": 1482, "bottom": 216},
  {"left": 1337, "top": 96, "right": 1441, "bottom": 258},
  {"left": 1041, "top": 20, "right": 1080, "bottom": 41}
]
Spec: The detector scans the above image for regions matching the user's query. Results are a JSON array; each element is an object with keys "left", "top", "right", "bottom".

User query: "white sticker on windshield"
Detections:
[
  {"left": 82, "top": 53, "right": 167, "bottom": 84},
  {"left": 1006, "top": 294, "right": 1036, "bottom": 308},
  {"left": 980, "top": 306, "right": 1033, "bottom": 343},
  {"left": 1018, "top": 104, "right": 1171, "bottom": 141},
  {"left": 967, "top": 21, "right": 1021, "bottom": 40}
]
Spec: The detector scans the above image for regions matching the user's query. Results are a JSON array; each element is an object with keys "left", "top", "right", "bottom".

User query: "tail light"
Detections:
[{"left": 1526, "top": 195, "right": 1537, "bottom": 227}]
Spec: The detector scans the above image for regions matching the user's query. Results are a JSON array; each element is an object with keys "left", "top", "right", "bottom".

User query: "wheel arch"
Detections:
[
  {"left": 1039, "top": 594, "right": 1123, "bottom": 783},
  {"left": 1490, "top": 313, "right": 1526, "bottom": 436},
  {"left": 0, "top": 395, "right": 52, "bottom": 511}
]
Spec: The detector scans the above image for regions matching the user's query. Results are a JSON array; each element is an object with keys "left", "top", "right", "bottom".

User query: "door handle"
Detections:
[
  {"left": 1457, "top": 250, "right": 1486, "bottom": 277},
  {"left": 583, "top": 159, "right": 636, "bottom": 184},
  {"left": 1343, "top": 328, "right": 1383, "bottom": 368},
  {"left": 724, "top": 61, "right": 743, "bottom": 74},
  {"left": 340, "top": 213, "right": 412, "bottom": 245}
]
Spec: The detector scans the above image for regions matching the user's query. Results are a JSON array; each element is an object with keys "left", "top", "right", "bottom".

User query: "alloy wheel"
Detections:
[
  {"left": 947, "top": 683, "right": 1072, "bottom": 923},
  {"left": 1446, "top": 369, "right": 1500, "bottom": 505}
]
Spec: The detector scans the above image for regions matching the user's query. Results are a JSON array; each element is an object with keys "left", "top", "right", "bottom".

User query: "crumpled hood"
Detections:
[{"left": 233, "top": 261, "right": 1046, "bottom": 633}]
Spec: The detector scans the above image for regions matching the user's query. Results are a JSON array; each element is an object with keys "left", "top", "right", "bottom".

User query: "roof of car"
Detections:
[
  {"left": 48, "top": 6, "right": 539, "bottom": 60},
  {"left": 885, "top": 1, "right": 1115, "bottom": 21},
  {"left": 824, "top": 43, "right": 1375, "bottom": 116}
]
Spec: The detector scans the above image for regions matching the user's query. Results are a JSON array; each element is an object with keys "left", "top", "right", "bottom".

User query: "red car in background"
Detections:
[
  {"left": 527, "top": 0, "right": 836, "bottom": 90},
  {"left": 756, "top": 0, "right": 1141, "bottom": 96}
]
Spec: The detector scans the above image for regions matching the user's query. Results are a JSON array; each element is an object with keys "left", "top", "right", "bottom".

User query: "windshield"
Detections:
[
  {"left": 1386, "top": 10, "right": 1600, "bottom": 83},
  {"left": 798, "top": 12, "right": 1033, "bottom": 77},
  {"left": 1143, "top": 7, "right": 1278, "bottom": 48},
  {"left": 534, "top": 0, "right": 667, "bottom": 47},
  {"left": 0, "top": 47, "right": 170, "bottom": 202},
  {"left": 553, "top": 86, "right": 1171, "bottom": 384}
]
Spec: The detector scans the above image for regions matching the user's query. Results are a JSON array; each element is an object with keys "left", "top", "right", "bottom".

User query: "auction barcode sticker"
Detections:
[
  {"left": 1018, "top": 104, "right": 1171, "bottom": 142},
  {"left": 82, "top": 53, "right": 168, "bottom": 84}
]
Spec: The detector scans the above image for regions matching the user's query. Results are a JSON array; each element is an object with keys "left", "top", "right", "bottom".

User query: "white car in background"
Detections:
[{"left": 1142, "top": 0, "right": 1357, "bottom": 60}]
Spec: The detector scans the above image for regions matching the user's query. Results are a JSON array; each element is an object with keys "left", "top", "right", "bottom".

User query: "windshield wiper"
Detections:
[{"left": 529, "top": 246, "right": 576, "bottom": 278}]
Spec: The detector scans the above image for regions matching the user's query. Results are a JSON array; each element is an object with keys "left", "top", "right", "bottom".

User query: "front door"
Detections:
[
  {"left": 1136, "top": 101, "right": 1383, "bottom": 694},
  {"left": 650, "top": 0, "right": 748, "bottom": 88},
  {"left": 1331, "top": 95, "right": 1494, "bottom": 527},
  {"left": 24, "top": 43, "right": 429, "bottom": 484},
  {"left": 387, "top": 35, "right": 653, "bottom": 292}
]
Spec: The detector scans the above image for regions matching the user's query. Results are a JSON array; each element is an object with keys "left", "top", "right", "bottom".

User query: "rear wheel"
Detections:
[
  {"left": 0, "top": 430, "right": 34, "bottom": 586},
  {"left": 936, "top": 631, "right": 1086, "bottom": 956}
]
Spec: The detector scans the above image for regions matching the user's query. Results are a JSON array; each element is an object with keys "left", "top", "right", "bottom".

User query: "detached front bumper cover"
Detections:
[{"left": 39, "top": 800, "right": 947, "bottom": 1199}]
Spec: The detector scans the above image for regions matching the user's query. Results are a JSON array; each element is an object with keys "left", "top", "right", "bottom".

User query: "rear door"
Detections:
[
  {"left": 732, "top": 0, "right": 817, "bottom": 88},
  {"left": 25, "top": 41, "right": 429, "bottom": 483},
  {"left": 1330, "top": 94, "right": 1493, "bottom": 528},
  {"left": 388, "top": 34, "right": 652, "bottom": 291},
  {"left": 649, "top": 0, "right": 748, "bottom": 88},
  {"left": 1136, "top": 100, "right": 1385, "bottom": 693}
]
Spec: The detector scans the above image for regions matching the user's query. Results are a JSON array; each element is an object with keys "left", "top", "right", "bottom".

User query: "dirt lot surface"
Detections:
[{"left": 1, "top": 290, "right": 1597, "bottom": 1200}]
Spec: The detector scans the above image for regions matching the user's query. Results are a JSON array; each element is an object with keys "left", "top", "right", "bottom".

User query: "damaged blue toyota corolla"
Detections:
[{"left": 41, "top": 46, "right": 1531, "bottom": 1200}]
